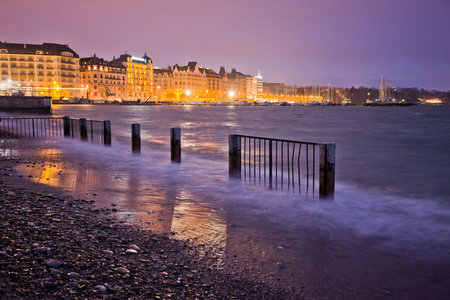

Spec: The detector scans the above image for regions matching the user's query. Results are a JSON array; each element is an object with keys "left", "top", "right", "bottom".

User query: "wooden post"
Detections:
[
  {"left": 80, "top": 118, "right": 88, "bottom": 141},
  {"left": 103, "top": 120, "right": 111, "bottom": 146},
  {"left": 63, "top": 116, "right": 70, "bottom": 137},
  {"left": 229, "top": 134, "right": 241, "bottom": 178},
  {"left": 319, "top": 143, "right": 336, "bottom": 200},
  {"left": 132, "top": 123, "right": 140, "bottom": 153},
  {"left": 171, "top": 127, "right": 181, "bottom": 162}
]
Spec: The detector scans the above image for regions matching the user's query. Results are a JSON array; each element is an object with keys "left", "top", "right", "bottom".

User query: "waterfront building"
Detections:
[
  {"left": 169, "top": 62, "right": 208, "bottom": 102},
  {"left": 204, "top": 68, "right": 223, "bottom": 102},
  {"left": 79, "top": 55, "right": 126, "bottom": 102},
  {"left": 153, "top": 67, "right": 174, "bottom": 102},
  {"left": 219, "top": 67, "right": 249, "bottom": 102},
  {"left": 0, "top": 42, "right": 80, "bottom": 99},
  {"left": 114, "top": 53, "right": 153, "bottom": 101},
  {"left": 247, "top": 71, "right": 263, "bottom": 101}
]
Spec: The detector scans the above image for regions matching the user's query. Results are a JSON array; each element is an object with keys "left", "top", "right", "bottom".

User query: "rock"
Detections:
[
  {"left": 68, "top": 272, "right": 80, "bottom": 279},
  {"left": 45, "top": 259, "right": 62, "bottom": 268},
  {"left": 94, "top": 285, "right": 107, "bottom": 293},
  {"left": 114, "top": 267, "right": 129, "bottom": 274},
  {"left": 125, "top": 249, "right": 138, "bottom": 255},
  {"left": 129, "top": 244, "right": 140, "bottom": 251}
]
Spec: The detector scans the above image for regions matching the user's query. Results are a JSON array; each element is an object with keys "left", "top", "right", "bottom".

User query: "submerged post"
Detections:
[
  {"left": 103, "top": 120, "right": 111, "bottom": 146},
  {"left": 319, "top": 143, "right": 336, "bottom": 200},
  {"left": 170, "top": 127, "right": 181, "bottom": 162},
  {"left": 229, "top": 134, "right": 241, "bottom": 178},
  {"left": 131, "top": 123, "right": 140, "bottom": 153},
  {"left": 80, "top": 118, "right": 88, "bottom": 141},
  {"left": 63, "top": 116, "right": 70, "bottom": 137}
]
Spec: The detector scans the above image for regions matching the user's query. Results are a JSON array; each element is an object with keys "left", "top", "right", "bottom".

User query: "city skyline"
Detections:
[{"left": 1, "top": 0, "right": 449, "bottom": 91}]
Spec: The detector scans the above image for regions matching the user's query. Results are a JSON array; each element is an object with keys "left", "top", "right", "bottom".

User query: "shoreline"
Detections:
[
  {"left": 1, "top": 137, "right": 450, "bottom": 299},
  {"left": 0, "top": 144, "right": 300, "bottom": 299}
]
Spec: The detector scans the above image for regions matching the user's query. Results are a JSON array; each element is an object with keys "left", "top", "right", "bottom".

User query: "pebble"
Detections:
[
  {"left": 45, "top": 259, "right": 62, "bottom": 268},
  {"left": 114, "top": 267, "right": 129, "bottom": 274}
]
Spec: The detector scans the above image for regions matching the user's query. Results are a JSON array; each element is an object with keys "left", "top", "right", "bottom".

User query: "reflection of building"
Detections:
[
  {"left": 114, "top": 53, "right": 153, "bottom": 101},
  {"left": 0, "top": 42, "right": 80, "bottom": 99},
  {"left": 80, "top": 55, "right": 126, "bottom": 102}
]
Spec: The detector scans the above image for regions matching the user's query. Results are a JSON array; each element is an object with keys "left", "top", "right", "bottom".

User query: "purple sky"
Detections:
[{"left": 2, "top": 0, "right": 449, "bottom": 90}]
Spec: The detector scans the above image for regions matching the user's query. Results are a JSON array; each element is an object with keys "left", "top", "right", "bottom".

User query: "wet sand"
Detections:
[{"left": 1, "top": 137, "right": 450, "bottom": 299}]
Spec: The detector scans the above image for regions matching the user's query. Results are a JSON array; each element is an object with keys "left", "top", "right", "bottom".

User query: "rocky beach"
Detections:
[{"left": 0, "top": 138, "right": 300, "bottom": 299}]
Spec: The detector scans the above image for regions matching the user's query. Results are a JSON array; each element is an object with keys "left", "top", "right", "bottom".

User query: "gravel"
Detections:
[{"left": 0, "top": 154, "right": 301, "bottom": 299}]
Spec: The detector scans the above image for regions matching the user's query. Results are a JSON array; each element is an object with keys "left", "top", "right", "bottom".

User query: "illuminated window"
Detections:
[{"left": 36, "top": 50, "right": 44, "bottom": 55}]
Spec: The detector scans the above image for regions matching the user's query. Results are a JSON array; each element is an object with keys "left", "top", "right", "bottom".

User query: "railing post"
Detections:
[
  {"left": 319, "top": 143, "right": 335, "bottom": 200},
  {"left": 131, "top": 123, "right": 141, "bottom": 153},
  {"left": 229, "top": 134, "right": 241, "bottom": 178},
  {"left": 170, "top": 127, "right": 181, "bottom": 162},
  {"left": 103, "top": 120, "right": 111, "bottom": 146},
  {"left": 63, "top": 116, "right": 70, "bottom": 137},
  {"left": 80, "top": 118, "right": 88, "bottom": 141}
]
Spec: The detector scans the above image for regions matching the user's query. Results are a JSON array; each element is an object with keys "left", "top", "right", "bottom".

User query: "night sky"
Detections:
[{"left": 2, "top": 0, "right": 449, "bottom": 90}]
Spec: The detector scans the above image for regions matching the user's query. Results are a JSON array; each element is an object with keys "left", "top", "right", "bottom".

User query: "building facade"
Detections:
[
  {"left": 0, "top": 42, "right": 80, "bottom": 99},
  {"left": 80, "top": 55, "right": 126, "bottom": 102},
  {"left": 114, "top": 54, "right": 153, "bottom": 101}
]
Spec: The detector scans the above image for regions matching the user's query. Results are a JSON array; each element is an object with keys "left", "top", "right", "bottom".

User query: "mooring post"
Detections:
[
  {"left": 170, "top": 127, "right": 181, "bottom": 162},
  {"left": 63, "top": 116, "right": 70, "bottom": 137},
  {"left": 103, "top": 120, "right": 111, "bottom": 146},
  {"left": 80, "top": 118, "right": 88, "bottom": 141},
  {"left": 319, "top": 143, "right": 336, "bottom": 200},
  {"left": 229, "top": 134, "right": 241, "bottom": 178},
  {"left": 131, "top": 123, "right": 141, "bottom": 153}
]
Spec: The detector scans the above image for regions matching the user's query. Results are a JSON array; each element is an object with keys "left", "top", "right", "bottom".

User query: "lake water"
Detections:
[{"left": 3, "top": 104, "right": 450, "bottom": 298}]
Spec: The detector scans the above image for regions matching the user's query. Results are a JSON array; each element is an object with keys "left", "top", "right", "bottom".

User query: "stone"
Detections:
[{"left": 45, "top": 259, "right": 62, "bottom": 268}]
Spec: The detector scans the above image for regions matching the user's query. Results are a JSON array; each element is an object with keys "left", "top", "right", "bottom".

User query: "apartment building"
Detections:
[
  {"left": 80, "top": 55, "right": 126, "bottom": 102},
  {"left": 114, "top": 53, "right": 153, "bottom": 101},
  {"left": 0, "top": 42, "right": 80, "bottom": 99}
]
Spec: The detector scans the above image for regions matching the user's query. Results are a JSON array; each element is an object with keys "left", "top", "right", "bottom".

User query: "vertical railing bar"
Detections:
[
  {"left": 298, "top": 144, "right": 301, "bottom": 191},
  {"left": 313, "top": 145, "right": 316, "bottom": 193},
  {"left": 307, "top": 144, "right": 310, "bottom": 190},
  {"left": 253, "top": 138, "right": 256, "bottom": 182},
  {"left": 264, "top": 139, "right": 266, "bottom": 183},
  {"left": 292, "top": 143, "right": 296, "bottom": 190},
  {"left": 276, "top": 141, "right": 278, "bottom": 189},
  {"left": 287, "top": 142, "right": 290, "bottom": 190},
  {"left": 243, "top": 137, "right": 246, "bottom": 177},
  {"left": 259, "top": 139, "right": 261, "bottom": 183}
]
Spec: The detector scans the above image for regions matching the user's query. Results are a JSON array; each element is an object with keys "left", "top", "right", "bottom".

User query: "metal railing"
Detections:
[
  {"left": 0, "top": 116, "right": 111, "bottom": 146},
  {"left": 0, "top": 117, "right": 64, "bottom": 138},
  {"left": 229, "top": 134, "right": 335, "bottom": 199}
]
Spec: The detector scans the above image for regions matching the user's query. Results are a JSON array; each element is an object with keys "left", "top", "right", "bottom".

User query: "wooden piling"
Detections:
[
  {"left": 80, "top": 118, "right": 88, "bottom": 141},
  {"left": 229, "top": 134, "right": 241, "bottom": 178},
  {"left": 319, "top": 143, "right": 336, "bottom": 199},
  {"left": 103, "top": 120, "right": 111, "bottom": 146},
  {"left": 131, "top": 123, "right": 140, "bottom": 153},
  {"left": 171, "top": 127, "right": 181, "bottom": 162},
  {"left": 63, "top": 116, "right": 70, "bottom": 137}
]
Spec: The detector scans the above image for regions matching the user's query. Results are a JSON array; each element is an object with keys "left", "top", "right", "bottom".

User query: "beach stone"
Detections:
[
  {"left": 125, "top": 249, "right": 138, "bottom": 255},
  {"left": 94, "top": 285, "right": 107, "bottom": 293},
  {"left": 68, "top": 272, "right": 80, "bottom": 279},
  {"left": 129, "top": 244, "right": 140, "bottom": 251},
  {"left": 45, "top": 259, "right": 62, "bottom": 268},
  {"left": 114, "top": 267, "right": 129, "bottom": 274}
]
